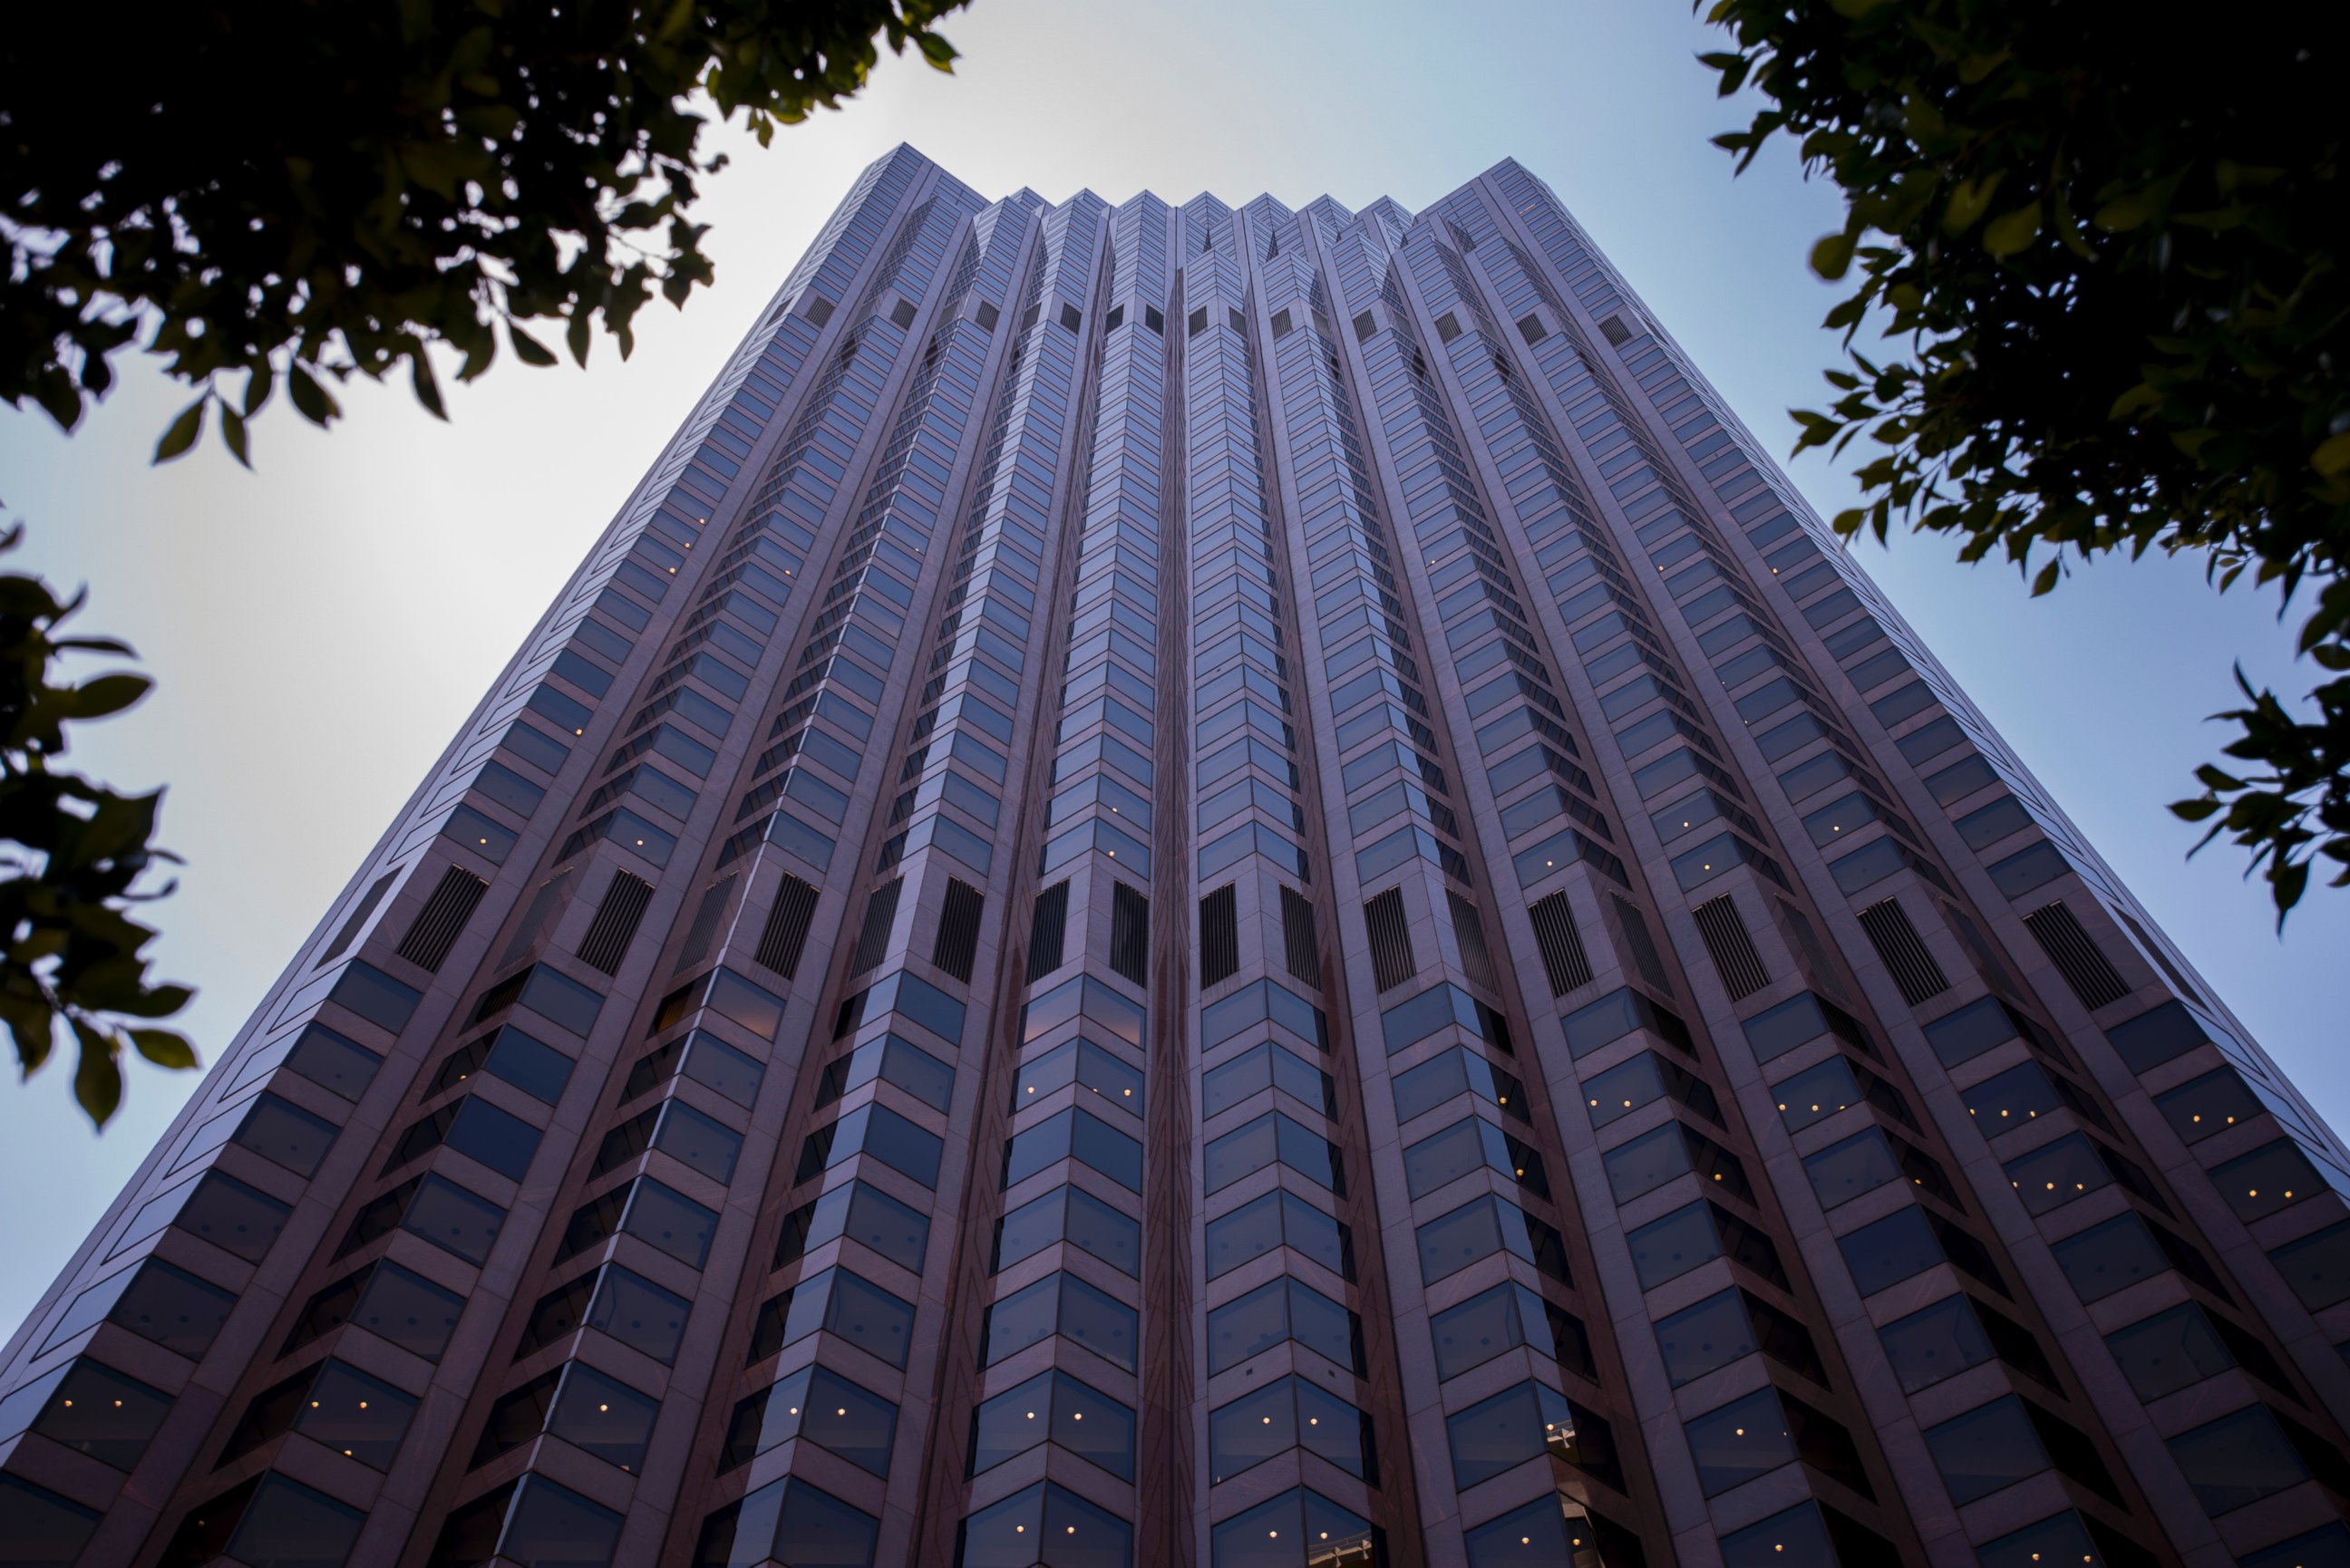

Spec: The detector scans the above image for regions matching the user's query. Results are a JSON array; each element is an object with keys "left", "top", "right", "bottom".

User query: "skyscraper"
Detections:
[{"left": 5, "top": 142, "right": 2348, "bottom": 1567}]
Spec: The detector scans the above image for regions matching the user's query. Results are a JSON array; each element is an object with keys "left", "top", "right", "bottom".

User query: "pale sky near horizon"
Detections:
[{"left": 0, "top": 0, "right": 2341, "bottom": 1345}]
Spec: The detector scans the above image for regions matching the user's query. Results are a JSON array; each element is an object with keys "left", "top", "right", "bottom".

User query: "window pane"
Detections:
[
  {"left": 2166, "top": 1405, "right": 2307, "bottom": 1515},
  {"left": 588, "top": 1265, "right": 691, "bottom": 1364},
  {"left": 499, "top": 1474, "right": 625, "bottom": 1568},
  {"left": 227, "top": 1474, "right": 367, "bottom": 1568},
  {"left": 1685, "top": 1388, "right": 1794, "bottom": 1496},
  {"left": 296, "top": 1361, "right": 417, "bottom": 1469},
  {"left": 1923, "top": 1396, "right": 2047, "bottom": 1504},
  {"left": 547, "top": 1364, "right": 660, "bottom": 1473},
  {"left": 1877, "top": 1295, "right": 1993, "bottom": 1394},
  {"left": 1627, "top": 1202, "right": 1722, "bottom": 1290},
  {"left": 2105, "top": 1303, "right": 2236, "bottom": 1402},
  {"left": 1656, "top": 1290, "right": 1757, "bottom": 1386}
]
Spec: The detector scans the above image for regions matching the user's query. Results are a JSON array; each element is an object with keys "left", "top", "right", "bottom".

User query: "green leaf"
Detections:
[
  {"left": 72, "top": 674, "right": 151, "bottom": 719},
  {"left": 219, "top": 405, "right": 251, "bottom": 469},
  {"left": 129, "top": 1028, "right": 198, "bottom": 1070},
  {"left": 2312, "top": 431, "right": 2350, "bottom": 477},
  {"left": 2170, "top": 798, "right": 2221, "bottom": 821},
  {"left": 2030, "top": 557, "right": 2062, "bottom": 595},
  {"left": 509, "top": 323, "right": 559, "bottom": 366},
  {"left": 1982, "top": 202, "right": 2043, "bottom": 257},
  {"left": 154, "top": 399, "right": 206, "bottom": 463},
  {"left": 1940, "top": 172, "right": 2004, "bottom": 236},
  {"left": 2092, "top": 192, "right": 2153, "bottom": 231},
  {"left": 287, "top": 364, "right": 339, "bottom": 426},
  {"left": 71, "top": 1021, "right": 121, "bottom": 1129},
  {"left": 1811, "top": 231, "right": 1859, "bottom": 281},
  {"left": 410, "top": 351, "right": 448, "bottom": 421}
]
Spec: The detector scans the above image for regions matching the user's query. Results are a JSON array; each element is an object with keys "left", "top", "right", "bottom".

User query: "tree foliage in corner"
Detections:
[
  {"left": 0, "top": 524, "right": 194, "bottom": 1128},
  {"left": 1699, "top": 1, "right": 2346, "bottom": 921},
  {"left": 1, "top": 0, "right": 966, "bottom": 455},
  {"left": 0, "top": 0, "right": 962, "bottom": 1122}
]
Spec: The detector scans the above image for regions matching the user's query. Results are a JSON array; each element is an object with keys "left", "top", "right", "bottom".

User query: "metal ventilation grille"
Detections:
[
  {"left": 1111, "top": 884, "right": 1151, "bottom": 985},
  {"left": 319, "top": 868, "right": 401, "bottom": 966},
  {"left": 576, "top": 871, "right": 655, "bottom": 974},
  {"left": 934, "top": 879, "right": 986, "bottom": 984},
  {"left": 1281, "top": 887, "right": 1319, "bottom": 984},
  {"left": 1529, "top": 893, "right": 1592, "bottom": 995},
  {"left": 395, "top": 866, "right": 489, "bottom": 973},
  {"left": 674, "top": 875, "right": 737, "bottom": 976},
  {"left": 1446, "top": 892, "right": 1497, "bottom": 993},
  {"left": 849, "top": 878, "right": 904, "bottom": 978},
  {"left": 1856, "top": 897, "right": 1949, "bottom": 1006},
  {"left": 756, "top": 875, "right": 820, "bottom": 980},
  {"left": 1598, "top": 315, "right": 1632, "bottom": 346},
  {"left": 1610, "top": 895, "right": 1673, "bottom": 995},
  {"left": 1200, "top": 884, "right": 1239, "bottom": 989},
  {"left": 2024, "top": 901, "right": 2132, "bottom": 1011},
  {"left": 1027, "top": 880, "right": 1071, "bottom": 982},
  {"left": 1693, "top": 895, "right": 1770, "bottom": 1001},
  {"left": 1364, "top": 889, "right": 1415, "bottom": 992}
]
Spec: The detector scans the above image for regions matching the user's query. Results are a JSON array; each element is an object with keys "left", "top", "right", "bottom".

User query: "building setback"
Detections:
[{"left": 5, "top": 145, "right": 2350, "bottom": 1568}]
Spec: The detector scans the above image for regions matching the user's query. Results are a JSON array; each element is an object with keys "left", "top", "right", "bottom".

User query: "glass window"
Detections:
[
  {"left": 497, "top": 1474, "right": 626, "bottom": 1568},
  {"left": 1627, "top": 1202, "right": 1724, "bottom": 1290},
  {"left": 89, "top": 1258, "right": 237, "bottom": 1360},
  {"left": 782, "top": 1267, "right": 916, "bottom": 1369},
  {"left": 1208, "top": 1487, "right": 1374, "bottom": 1568},
  {"left": 587, "top": 1264, "right": 692, "bottom": 1365},
  {"left": 984, "top": 1272, "right": 1138, "bottom": 1371},
  {"left": 2240, "top": 1525, "right": 2350, "bottom": 1568},
  {"left": 1, "top": 1358, "right": 170, "bottom": 1470},
  {"left": 1209, "top": 1040, "right": 1333, "bottom": 1120},
  {"left": 1444, "top": 1379, "right": 1588, "bottom": 1490},
  {"left": 1877, "top": 1295, "right": 1994, "bottom": 1393},
  {"left": 1404, "top": 1117, "right": 1544, "bottom": 1200},
  {"left": 1685, "top": 1387, "right": 1794, "bottom": 1495},
  {"left": 1209, "top": 1188, "right": 1352, "bottom": 1282},
  {"left": 1430, "top": 1282, "right": 1588, "bottom": 1383},
  {"left": 1837, "top": 1206, "right": 1943, "bottom": 1296},
  {"left": 1717, "top": 1502, "right": 1842, "bottom": 1568},
  {"left": 1206, "top": 1112, "right": 1343, "bottom": 1195},
  {"left": 654, "top": 1100, "right": 743, "bottom": 1183},
  {"left": 1416, "top": 1194, "right": 1568, "bottom": 1285},
  {"left": 995, "top": 1186, "right": 1140, "bottom": 1279},
  {"left": 2104, "top": 1000, "right": 2215, "bottom": 1073},
  {"left": 970, "top": 1370, "right": 1135, "bottom": 1481},
  {"left": 823, "top": 1032, "right": 957, "bottom": 1114},
  {"left": 1656, "top": 1289, "right": 1757, "bottom": 1386},
  {"left": 1923, "top": 1395, "right": 2047, "bottom": 1504},
  {"left": 1804, "top": 1128, "right": 1903, "bottom": 1209},
  {"left": 442, "top": 1097, "right": 544, "bottom": 1181},
  {"left": 1004, "top": 1107, "right": 1141, "bottom": 1193},
  {"left": 282, "top": 1023, "right": 384, "bottom": 1102},
  {"left": 226, "top": 1473, "right": 368, "bottom": 1568},
  {"left": 1922, "top": 995, "right": 2029, "bottom": 1068},
  {"left": 2210, "top": 1138, "right": 2332, "bottom": 1224},
  {"left": 480, "top": 1026, "right": 576, "bottom": 1104},
  {"left": 1770, "top": 1056, "right": 1863, "bottom": 1131},
  {"left": 2270, "top": 1218, "right": 2350, "bottom": 1312},
  {"left": 0, "top": 1476, "right": 96, "bottom": 1565},
  {"left": 1207, "top": 1276, "right": 1360, "bottom": 1374},
  {"left": 2003, "top": 1133, "right": 2112, "bottom": 1215},
  {"left": 777, "top": 1180, "right": 932, "bottom": 1276},
  {"left": 1209, "top": 1375, "right": 1368, "bottom": 1485},
  {"left": 233, "top": 1092, "right": 341, "bottom": 1177},
  {"left": 2154, "top": 1068, "right": 2270, "bottom": 1147},
  {"left": 156, "top": 1169, "right": 292, "bottom": 1263},
  {"left": 546, "top": 1362, "right": 662, "bottom": 1473},
  {"left": 2053, "top": 1212, "right": 2172, "bottom": 1303},
  {"left": 2166, "top": 1404, "right": 2309, "bottom": 1515},
  {"left": 954, "top": 1482, "right": 1131, "bottom": 1568},
  {"left": 1463, "top": 1495, "right": 1620, "bottom": 1568},
  {"left": 293, "top": 1360, "right": 415, "bottom": 1469},
  {"left": 403, "top": 1173, "right": 507, "bottom": 1264},
  {"left": 2105, "top": 1302, "right": 2238, "bottom": 1402},
  {"left": 1561, "top": 987, "right": 1690, "bottom": 1058},
  {"left": 1393, "top": 1046, "right": 1524, "bottom": 1125},
  {"left": 622, "top": 1177, "right": 718, "bottom": 1268},
  {"left": 1013, "top": 1038, "right": 1143, "bottom": 1118},
  {"left": 1742, "top": 992, "right": 1867, "bottom": 1062},
  {"left": 1959, "top": 1061, "right": 2065, "bottom": 1137}
]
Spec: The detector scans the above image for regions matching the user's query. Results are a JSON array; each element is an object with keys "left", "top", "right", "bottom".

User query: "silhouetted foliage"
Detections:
[{"left": 1700, "top": 0, "right": 2345, "bottom": 921}]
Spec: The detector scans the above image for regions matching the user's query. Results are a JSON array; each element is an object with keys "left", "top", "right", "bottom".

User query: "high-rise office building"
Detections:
[{"left": 5, "top": 144, "right": 2348, "bottom": 1568}]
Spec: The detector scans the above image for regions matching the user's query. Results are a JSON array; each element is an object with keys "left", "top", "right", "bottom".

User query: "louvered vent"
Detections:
[
  {"left": 1693, "top": 895, "right": 1770, "bottom": 1001},
  {"left": 1200, "top": 884, "right": 1239, "bottom": 989},
  {"left": 1110, "top": 884, "right": 1150, "bottom": 985},
  {"left": 576, "top": 871, "right": 655, "bottom": 973},
  {"left": 1364, "top": 889, "right": 1415, "bottom": 992},
  {"left": 675, "top": 875, "right": 736, "bottom": 975},
  {"left": 850, "top": 879, "right": 905, "bottom": 978},
  {"left": 2118, "top": 909, "right": 2204, "bottom": 1005},
  {"left": 1609, "top": 895, "right": 1673, "bottom": 994},
  {"left": 1942, "top": 902, "right": 2020, "bottom": 999},
  {"left": 1027, "top": 880, "right": 1071, "bottom": 982},
  {"left": 1522, "top": 898, "right": 1588, "bottom": 999},
  {"left": 319, "top": 869, "right": 401, "bottom": 965},
  {"left": 1281, "top": 887, "right": 1319, "bottom": 984},
  {"left": 1774, "top": 900, "right": 1842, "bottom": 997},
  {"left": 1446, "top": 892, "right": 1497, "bottom": 993},
  {"left": 934, "top": 879, "right": 986, "bottom": 984},
  {"left": 1856, "top": 897, "right": 1949, "bottom": 1006},
  {"left": 394, "top": 866, "right": 489, "bottom": 973},
  {"left": 756, "top": 875, "right": 820, "bottom": 979},
  {"left": 2024, "top": 901, "right": 2132, "bottom": 1011}
]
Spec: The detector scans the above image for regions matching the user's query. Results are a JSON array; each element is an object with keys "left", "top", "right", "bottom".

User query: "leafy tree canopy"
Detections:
[
  {"left": 1699, "top": 0, "right": 2345, "bottom": 920},
  {"left": 0, "top": 524, "right": 192, "bottom": 1127},
  {"left": 0, "top": 0, "right": 962, "bottom": 1122},
  {"left": 2, "top": 0, "right": 965, "bottom": 457}
]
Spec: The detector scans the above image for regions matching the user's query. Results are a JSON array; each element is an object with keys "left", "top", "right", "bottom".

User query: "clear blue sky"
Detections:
[{"left": 1, "top": 0, "right": 2340, "bottom": 1343}]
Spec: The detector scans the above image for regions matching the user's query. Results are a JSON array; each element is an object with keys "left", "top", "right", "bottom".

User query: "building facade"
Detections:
[{"left": 5, "top": 146, "right": 2349, "bottom": 1568}]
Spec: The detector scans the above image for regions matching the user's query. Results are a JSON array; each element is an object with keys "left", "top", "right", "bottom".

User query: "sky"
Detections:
[{"left": 1, "top": 0, "right": 2341, "bottom": 1343}]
